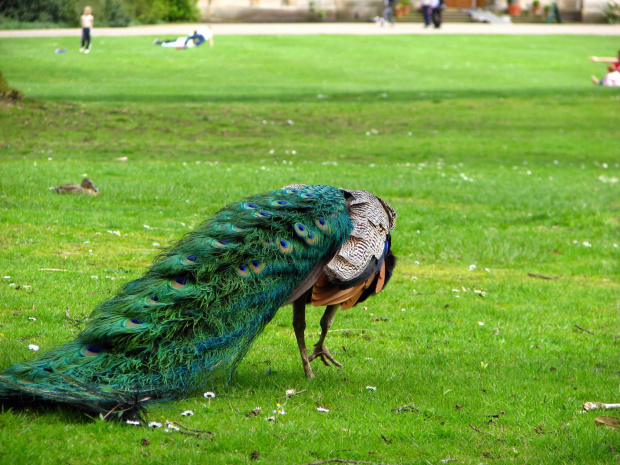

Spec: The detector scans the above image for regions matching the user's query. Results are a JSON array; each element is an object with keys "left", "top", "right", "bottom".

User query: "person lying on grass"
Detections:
[
  {"left": 591, "top": 64, "right": 620, "bottom": 87},
  {"left": 153, "top": 27, "right": 214, "bottom": 49},
  {"left": 590, "top": 50, "right": 620, "bottom": 70}
]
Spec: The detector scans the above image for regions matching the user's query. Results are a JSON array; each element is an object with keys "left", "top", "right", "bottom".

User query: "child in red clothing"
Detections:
[{"left": 590, "top": 50, "right": 620, "bottom": 70}]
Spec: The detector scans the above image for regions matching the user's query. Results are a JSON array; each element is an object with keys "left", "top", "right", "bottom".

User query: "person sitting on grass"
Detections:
[
  {"left": 591, "top": 64, "right": 620, "bottom": 87},
  {"left": 153, "top": 27, "right": 214, "bottom": 49},
  {"left": 590, "top": 50, "right": 620, "bottom": 70}
]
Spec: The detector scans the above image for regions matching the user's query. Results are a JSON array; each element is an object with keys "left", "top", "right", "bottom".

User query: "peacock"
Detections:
[{"left": 0, "top": 184, "right": 396, "bottom": 420}]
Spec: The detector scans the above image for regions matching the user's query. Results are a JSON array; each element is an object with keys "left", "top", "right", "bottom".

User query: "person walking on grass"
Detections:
[
  {"left": 382, "top": 0, "right": 396, "bottom": 26},
  {"left": 80, "top": 6, "right": 94, "bottom": 54}
]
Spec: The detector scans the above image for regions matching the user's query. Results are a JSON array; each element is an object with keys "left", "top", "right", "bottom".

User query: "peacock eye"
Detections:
[
  {"left": 213, "top": 239, "right": 230, "bottom": 248},
  {"left": 304, "top": 231, "right": 317, "bottom": 245},
  {"left": 236, "top": 264, "right": 250, "bottom": 277},
  {"left": 232, "top": 224, "right": 246, "bottom": 232},
  {"left": 290, "top": 189, "right": 299, "bottom": 193},
  {"left": 315, "top": 218, "right": 329, "bottom": 232},
  {"left": 257, "top": 211, "right": 272, "bottom": 218},
  {"left": 272, "top": 199, "right": 290, "bottom": 206},
  {"left": 125, "top": 318, "right": 145, "bottom": 328},
  {"left": 294, "top": 223, "right": 308, "bottom": 237},
  {"left": 171, "top": 276, "right": 187, "bottom": 289},
  {"left": 182, "top": 254, "right": 197, "bottom": 265},
  {"left": 81, "top": 345, "right": 103, "bottom": 356},
  {"left": 301, "top": 193, "right": 314, "bottom": 198},
  {"left": 146, "top": 295, "right": 159, "bottom": 305},
  {"left": 249, "top": 260, "right": 264, "bottom": 274},
  {"left": 278, "top": 239, "right": 293, "bottom": 254},
  {"left": 244, "top": 203, "right": 258, "bottom": 209}
]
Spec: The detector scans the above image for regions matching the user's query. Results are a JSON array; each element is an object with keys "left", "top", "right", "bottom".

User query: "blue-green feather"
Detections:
[{"left": 0, "top": 185, "right": 353, "bottom": 417}]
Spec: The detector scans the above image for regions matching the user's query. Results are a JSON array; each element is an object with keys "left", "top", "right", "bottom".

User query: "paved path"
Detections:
[{"left": 1, "top": 22, "right": 619, "bottom": 38}]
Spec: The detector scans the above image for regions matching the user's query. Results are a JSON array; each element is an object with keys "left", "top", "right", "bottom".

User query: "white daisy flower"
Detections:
[{"left": 204, "top": 391, "right": 216, "bottom": 399}]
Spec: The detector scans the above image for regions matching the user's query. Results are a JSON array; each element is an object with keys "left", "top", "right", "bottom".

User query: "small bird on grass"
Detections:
[
  {"left": 0, "top": 184, "right": 396, "bottom": 420},
  {"left": 50, "top": 178, "right": 99, "bottom": 195}
]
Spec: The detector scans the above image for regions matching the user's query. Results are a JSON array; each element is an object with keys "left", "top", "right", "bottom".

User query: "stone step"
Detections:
[{"left": 395, "top": 8, "right": 473, "bottom": 22}]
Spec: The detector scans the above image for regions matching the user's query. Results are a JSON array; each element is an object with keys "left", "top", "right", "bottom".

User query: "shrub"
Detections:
[
  {"left": 104, "top": 0, "right": 132, "bottom": 27},
  {"left": 0, "top": 0, "right": 199, "bottom": 26},
  {"left": 604, "top": 0, "right": 620, "bottom": 23}
]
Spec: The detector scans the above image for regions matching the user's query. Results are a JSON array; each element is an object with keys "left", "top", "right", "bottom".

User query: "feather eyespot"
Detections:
[
  {"left": 171, "top": 276, "right": 187, "bottom": 289},
  {"left": 294, "top": 223, "right": 308, "bottom": 237},
  {"left": 301, "top": 193, "right": 315, "bottom": 198},
  {"left": 315, "top": 218, "right": 330, "bottom": 232},
  {"left": 182, "top": 254, "right": 197, "bottom": 265},
  {"left": 289, "top": 189, "right": 299, "bottom": 193},
  {"left": 304, "top": 231, "right": 317, "bottom": 245},
  {"left": 232, "top": 224, "right": 246, "bottom": 232},
  {"left": 243, "top": 203, "right": 258, "bottom": 210},
  {"left": 272, "top": 200, "right": 290, "bottom": 206},
  {"left": 124, "top": 318, "right": 145, "bottom": 328},
  {"left": 263, "top": 240, "right": 275, "bottom": 248},
  {"left": 249, "top": 260, "right": 265, "bottom": 274},
  {"left": 256, "top": 211, "right": 272, "bottom": 218},
  {"left": 278, "top": 239, "right": 294, "bottom": 254},
  {"left": 81, "top": 345, "right": 103, "bottom": 357},
  {"left": 146, "top": 295, "right": 159, "bottom": 305},
  {"left": 213, "top": 239, "right": 230, "bottom": 248},
  {"left": 236, "top": 264, "right": 250, "bottom": 277}
]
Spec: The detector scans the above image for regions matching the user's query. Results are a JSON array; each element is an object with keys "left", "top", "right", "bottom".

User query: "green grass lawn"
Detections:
[{"left": 0, "top": 34, "right": 619, "bottom": 464}]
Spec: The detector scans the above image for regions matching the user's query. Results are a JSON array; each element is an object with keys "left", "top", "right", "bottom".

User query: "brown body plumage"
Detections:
[{"left": 50, "top": 178, "right": 99, "bottom": 195}]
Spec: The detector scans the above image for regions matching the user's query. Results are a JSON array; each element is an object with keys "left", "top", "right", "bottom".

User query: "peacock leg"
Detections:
[
  {"left": 292, "top": 298, "right": 314, "bottom": 379},
  {"left": 308, "top": 304, "right": 342, "bottom": 368}
]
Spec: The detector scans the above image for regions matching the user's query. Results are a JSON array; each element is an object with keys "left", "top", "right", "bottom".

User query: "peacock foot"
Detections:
[{"left": 308, "top": 344, "right": 343, "bottom": 368}]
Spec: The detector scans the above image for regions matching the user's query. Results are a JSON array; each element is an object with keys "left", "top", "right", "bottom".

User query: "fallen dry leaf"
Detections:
[{"left": 594, "top": 416, "right": 619, "bottom": 429}]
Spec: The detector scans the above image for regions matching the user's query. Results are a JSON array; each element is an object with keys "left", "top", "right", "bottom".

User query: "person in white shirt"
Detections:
[
  {"left": 80, "top": 6, "right": 94, "bottom": 54},
  {"left": 591, "top": 64, "right": 620, "bottom": 87},
  {"left": 153, "top": 27, "right": 214, "bottom": 49},
  {"left": 429, "top": 0, "right": 444, "bottom": 28}
]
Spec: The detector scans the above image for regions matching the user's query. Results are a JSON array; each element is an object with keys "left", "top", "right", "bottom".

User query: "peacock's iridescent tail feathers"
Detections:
[{"left": 0, "top": 185, "right": 356, "bottom": 417}]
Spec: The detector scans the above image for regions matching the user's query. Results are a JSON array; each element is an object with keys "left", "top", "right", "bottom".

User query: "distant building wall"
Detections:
[
  {"left": 197, "top": 0, "right": 605, "bottom": 22},
  {"left": 580, "top": 0, "right": 608, "bottom": 21},
  {"left": 197, "top": 0, "right": 381, "bottom": 22}
]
